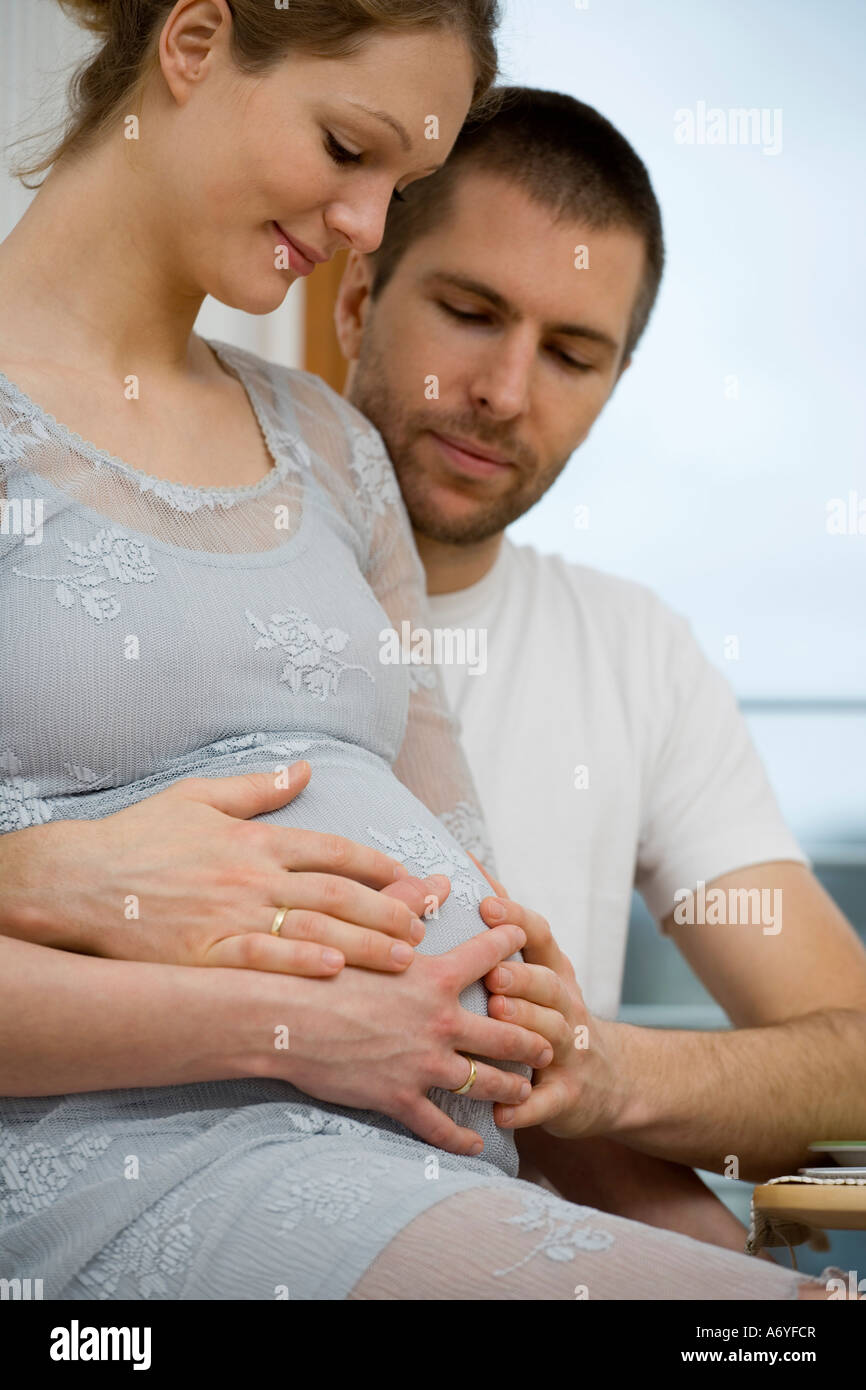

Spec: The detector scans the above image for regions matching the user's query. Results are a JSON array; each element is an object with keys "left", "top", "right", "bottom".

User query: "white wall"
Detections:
[
  {"left": 0, "top": 0, "right": 304, "bottom": 366},
  {"left": 495, "top": 0, "right": 864, "bottom": 700}
]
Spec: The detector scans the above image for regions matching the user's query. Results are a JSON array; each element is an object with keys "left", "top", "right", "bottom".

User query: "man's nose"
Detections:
[{"left": 469, "top": 334, "right": 535, "bottom": 419}]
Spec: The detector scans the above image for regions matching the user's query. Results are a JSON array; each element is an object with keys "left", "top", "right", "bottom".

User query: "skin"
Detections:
[
  {"left": 2, "top": 766, "right": 433, "bottom": 975},
  {"left": 0, "top": 923, "right": 543, "bottom": 1154},
  {"left": 481, "top": 877, "right": 866, "bottom": 1178},
  {"left": 0, "top": 0, "right": 472, "bottom": 474},
  {"left": 335, "top": 171, "right": 866, "bottom": 1290}
]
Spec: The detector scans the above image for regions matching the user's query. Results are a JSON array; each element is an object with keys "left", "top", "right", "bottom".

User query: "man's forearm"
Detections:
[
  {"left": 603, "top": 1008, "right": 866, "bottom": 1180},
  {"left": 0, "top": 935, "right": 287, "bottom": 1095}
]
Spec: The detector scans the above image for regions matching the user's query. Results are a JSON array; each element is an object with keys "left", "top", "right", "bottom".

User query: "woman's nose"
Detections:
[{"left": 325, "top": 192, "right": 393, "bottom": 257}]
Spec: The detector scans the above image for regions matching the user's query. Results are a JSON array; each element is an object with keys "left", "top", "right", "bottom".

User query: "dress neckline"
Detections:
[{"left": 0, "top": 337, "right": 301, "bottom": 513}]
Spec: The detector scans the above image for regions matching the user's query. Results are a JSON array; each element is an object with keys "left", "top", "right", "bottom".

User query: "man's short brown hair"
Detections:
[{"left": 370, "top": 86, "right": 665, "bottom": 360}]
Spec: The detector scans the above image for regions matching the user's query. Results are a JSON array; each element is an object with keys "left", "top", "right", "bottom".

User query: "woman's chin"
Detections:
[{"left": 210, "top": 272, "right": 299, "bottom": 316}]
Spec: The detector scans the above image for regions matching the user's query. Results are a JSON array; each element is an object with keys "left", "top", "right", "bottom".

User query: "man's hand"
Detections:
[
  {"left": 480, "top": 870, "right": 866, "bottom": 1177},
  {"left": 478, "top": 893, "right": 625, "bottom": 1137},
  {"left": 1, "top": 764, "right": 431, "bottom": 977}
]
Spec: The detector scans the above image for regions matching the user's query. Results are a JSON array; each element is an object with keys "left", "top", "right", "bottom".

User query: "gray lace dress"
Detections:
[
  {"left": 0, "top": 341, "right": 807, "bottom": 1301},
  {"left": 0, "top": 338, "right": 540, "bottom": 1299}
]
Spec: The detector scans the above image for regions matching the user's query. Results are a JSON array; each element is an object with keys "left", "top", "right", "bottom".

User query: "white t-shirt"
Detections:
[{"left": 427, "top": 539, "right": 808, "bottom": 1020}]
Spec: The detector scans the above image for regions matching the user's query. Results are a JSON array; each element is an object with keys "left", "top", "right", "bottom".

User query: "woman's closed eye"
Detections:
[
  {"left": 325, "top": 131, "right": 362, "bottom": 167},
  {"left": 325, "top": 131, "right": 405, "bottom": 203}
]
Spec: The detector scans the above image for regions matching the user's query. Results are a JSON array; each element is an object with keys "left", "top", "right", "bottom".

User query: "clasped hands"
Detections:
[
  {"left": 8, "top": 760, "right": 621, "bottom": 1154},
  {"left": 379, "top": 859, "right": 626, "bottom": 1146},
  {"left": 474, "top": 876, "right": 626, "bottom": 1142}
]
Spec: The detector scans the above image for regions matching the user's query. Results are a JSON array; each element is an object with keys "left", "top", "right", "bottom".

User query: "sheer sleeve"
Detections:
[
  {"left": 337, "top": 406, "right": 496, "bottom": 872},
  {"left": 244, "top": 360, "right": 499, "bottom": 876},
  {"left": 355, "top": 419, "right": 499, "bottom": 876},
  {"left": 371, "top": 509, "right": 498, "bottom": 874}
]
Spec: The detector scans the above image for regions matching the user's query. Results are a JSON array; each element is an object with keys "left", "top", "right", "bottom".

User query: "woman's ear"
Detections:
[{"left": 334, "top": 251, "right": 374, "bottom": 363}]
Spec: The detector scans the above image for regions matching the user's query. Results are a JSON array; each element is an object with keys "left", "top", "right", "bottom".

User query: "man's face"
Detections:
[{"left": 345, "top": 172, "right": 647, "bottom": 544}]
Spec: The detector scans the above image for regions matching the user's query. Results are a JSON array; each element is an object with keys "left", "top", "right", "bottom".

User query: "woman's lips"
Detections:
[
  {"left": 429, "top": 431, "right": 514, "bottom": 480},
  {"left": 272, "top": 222, "right": 318, "bottom": 277}
]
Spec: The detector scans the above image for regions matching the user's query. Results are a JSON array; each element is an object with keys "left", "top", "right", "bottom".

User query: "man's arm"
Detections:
[
  {"left": 602, "top": 860, "right": 866, "bottom": 1179},
  {"left": 484, "top": 860, "right": 866, "bottom": 1180},
  {"left": 507, "top": 856, "right": 865, "bottom": 1247}
]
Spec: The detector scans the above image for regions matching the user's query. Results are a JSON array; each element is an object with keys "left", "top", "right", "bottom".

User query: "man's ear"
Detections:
[{"left": 334, "top": 251, "right": 374, "bottom": 363}]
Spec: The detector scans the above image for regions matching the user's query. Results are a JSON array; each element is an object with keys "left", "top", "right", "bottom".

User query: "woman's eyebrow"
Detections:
[{"left": 344, "top": 101, "right": 412, "bottom": 152}]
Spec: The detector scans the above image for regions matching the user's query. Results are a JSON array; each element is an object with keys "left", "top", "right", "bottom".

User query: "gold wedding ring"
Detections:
[
  {"left": 449, "top": 1055, "right": 478, "bottom": 1096},
  {"left": 270, "top": 906, "right": 290, "bottom": 937}
]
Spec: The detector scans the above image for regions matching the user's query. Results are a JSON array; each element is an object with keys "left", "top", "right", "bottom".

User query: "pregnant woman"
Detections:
[{"left": 0, "top": 0, "right": 829, "bottom": 1299}]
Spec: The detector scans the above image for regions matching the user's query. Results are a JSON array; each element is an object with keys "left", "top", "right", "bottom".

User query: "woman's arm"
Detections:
[
  {"left": 0, "top": 933, "right": 277, "bottom": 1095},
  {"left": 0, "top": 928, "right": 549, "bottom": 1158},
  {"left": 0, "top": 765, "right": 429, "bottom": 976}
]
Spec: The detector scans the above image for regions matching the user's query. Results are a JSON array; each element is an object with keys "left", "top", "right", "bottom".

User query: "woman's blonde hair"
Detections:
[{"left": 10, "top": 0, "right": 500, "bottom": 187}]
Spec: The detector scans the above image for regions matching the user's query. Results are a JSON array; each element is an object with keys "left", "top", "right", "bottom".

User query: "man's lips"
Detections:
[
  {"left": 272, "top": 222, "right": 329, "bottom": 277},
  {"left": 429, "top": 431, "right": 515, "bottom": 479}
]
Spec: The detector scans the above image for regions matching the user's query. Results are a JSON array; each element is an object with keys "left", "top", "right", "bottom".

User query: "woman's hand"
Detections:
[
  {"left": 256, "top": 921, "right": 556, "bottom": 1156},
  {"left": 479, "top": 893, "right": 628, "bottom": 1139},
  {"left": 1, "top": 923, "right": 554, "bottom": 1157},
  {"left": 1, "top": 762, "right": 440, "bottom": 977}
]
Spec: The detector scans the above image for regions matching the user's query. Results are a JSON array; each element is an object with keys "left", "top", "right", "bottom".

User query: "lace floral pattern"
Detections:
[
  {"left": 493, "top": 1188, "right": 615, "bottom": 1278},
  {"left": 366, "top": 822, "right": 483, "bottom": 906},
  {"left": 407, "top": 663, "right": 438, "bottom": 694},
  {"left": 135, "top": 473, "right": 243, "bottom": 515},
  {"left": 61, "top": 762, "right": 119, "bottom": 791},
  {"left": 271, "top": 1103, "right": 377, "bottom": 1143},
  {"left": 13, "top": 528, "right": 157, "bottom": 622},
  {"left": 77, "top": 1190, "right": 210, "bottom": 1299},
  {"left": 439, "top": 800, "right": 496, "bottom": 871},
  {"left": 0, "top": 414, "right": 51, "bottom": 464},
  {"left": 0, "top": 1130, "right": 113, "bottom": 1221},
  {"left": 202, "top": 732, "right": 314, "bottom": 764},
  {"left": 246, "top": 606, "right": 375, "bottom": 701},
  {"left": 0, "top": 777, "right": 52, "bottom": 833},
  {"left": 350, "top": 431, "right": 401, "bottom": 515},
  {"left": 127, "top": 447, "right": 300, "bottom": 515},
  {"left": 0, "top": 749, "right": 52, "bottom": 832},
  {"left": 265, "top": 1154, "right": 393, "bottom": 1233}
]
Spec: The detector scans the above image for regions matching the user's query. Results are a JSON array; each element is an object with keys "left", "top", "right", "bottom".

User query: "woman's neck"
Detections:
[{"left": 0, "top": 146, "right": 206, "bottom": 380}]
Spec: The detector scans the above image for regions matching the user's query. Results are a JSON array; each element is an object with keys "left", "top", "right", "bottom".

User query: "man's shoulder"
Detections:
[{"left": 505, "top": 539, "right": 687, "bottom": 641}]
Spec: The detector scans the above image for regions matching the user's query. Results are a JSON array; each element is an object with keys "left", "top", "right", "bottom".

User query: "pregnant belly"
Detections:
[
  {"left": 253, "top": 745, "right": 530, "bottom": 1165},
  {"left": 19, "top": 731, "right": 528, "bottom": 1174}
]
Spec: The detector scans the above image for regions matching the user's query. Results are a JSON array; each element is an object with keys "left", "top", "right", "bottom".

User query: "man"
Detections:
[{"left": 334, "top": 88, "right": 866, "bottom": 1228}]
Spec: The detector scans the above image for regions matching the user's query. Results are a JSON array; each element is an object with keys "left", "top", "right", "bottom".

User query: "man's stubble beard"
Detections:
[{"left": 348, "top": 327, "right": 568, "bottom": 546}]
